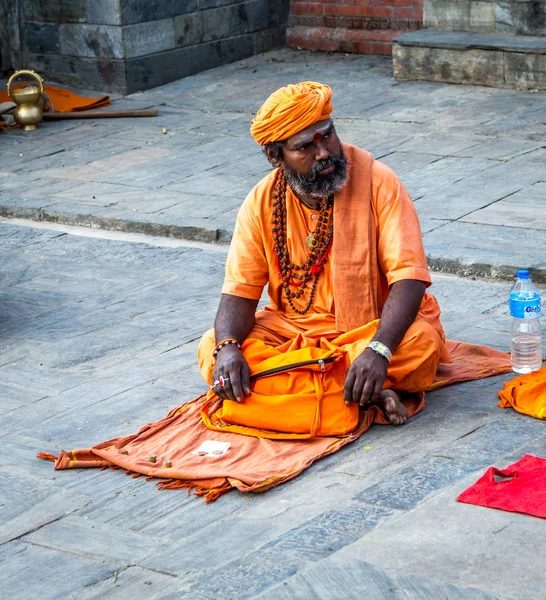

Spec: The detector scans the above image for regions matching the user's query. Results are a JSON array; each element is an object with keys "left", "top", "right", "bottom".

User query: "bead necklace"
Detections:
[{"left": 272, "top": 169, "right": 333, "bottom": 315}]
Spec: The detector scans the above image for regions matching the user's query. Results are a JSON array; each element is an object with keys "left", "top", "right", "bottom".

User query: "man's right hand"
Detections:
[{"left": 211, "top": 345, "right": 251, "bottom": 402}]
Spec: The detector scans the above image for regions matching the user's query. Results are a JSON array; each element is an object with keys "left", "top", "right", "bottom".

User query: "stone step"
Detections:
[{"left": 392, "top": 29, "right": 546, "bottom": 89}]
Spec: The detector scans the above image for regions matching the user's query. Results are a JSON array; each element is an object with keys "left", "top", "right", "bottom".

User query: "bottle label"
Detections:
[{"left": 509, "top": 293, "right": 541, "bottom": 319}]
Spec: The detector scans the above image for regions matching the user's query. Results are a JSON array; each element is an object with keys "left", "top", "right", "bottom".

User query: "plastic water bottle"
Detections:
[{"left": 509, "top": 269, "right": 542, "bottom": 373}]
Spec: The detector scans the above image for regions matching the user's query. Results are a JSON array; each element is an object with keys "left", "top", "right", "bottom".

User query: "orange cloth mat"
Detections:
[
  {"left": 38, "top": 340, "right": 512, "bottom": 503},
  {"left": 0, "top": 84, "right": 110, "bottom": 130},
  {"left": 498, "top": 364, "right": 546, "bottom": 419}
]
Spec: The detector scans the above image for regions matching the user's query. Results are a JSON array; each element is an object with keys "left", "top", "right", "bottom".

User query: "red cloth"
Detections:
[{"left": 457, "top": 455, "right": 546, "bottom": 519}]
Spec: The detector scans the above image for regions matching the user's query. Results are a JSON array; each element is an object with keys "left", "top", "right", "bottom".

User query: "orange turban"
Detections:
[{"left": 250, "top": 81, "right": 333, "bottom": 146}]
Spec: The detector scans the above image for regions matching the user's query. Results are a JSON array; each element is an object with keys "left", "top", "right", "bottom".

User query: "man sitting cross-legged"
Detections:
[{"left": 198, "top": 81, "right": 451, "bottom": 426}]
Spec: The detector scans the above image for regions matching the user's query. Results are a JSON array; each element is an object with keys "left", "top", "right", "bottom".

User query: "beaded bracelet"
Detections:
[{"left": 212, "top": 338, "right": 242, "bottom": 358}]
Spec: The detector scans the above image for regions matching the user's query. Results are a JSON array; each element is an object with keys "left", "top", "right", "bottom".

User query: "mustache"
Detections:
[{"left": 309, "top": 155, "right": 346, "bottom": 180}]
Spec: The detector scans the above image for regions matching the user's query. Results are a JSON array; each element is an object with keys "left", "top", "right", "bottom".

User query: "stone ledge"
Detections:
[
  {"left": 0, "top": 204, "right": 544, "bottom": 283},
  {"left": 0, "top": 204, "right": 233, "bottom": 245},
  {"left": 394, "top": 29, "right": 546, "bottom": 53}
]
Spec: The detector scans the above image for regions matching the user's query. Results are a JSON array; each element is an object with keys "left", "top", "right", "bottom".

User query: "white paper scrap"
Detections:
[{"left": 192, "top": 440, "right": 231, "bottom": 458}]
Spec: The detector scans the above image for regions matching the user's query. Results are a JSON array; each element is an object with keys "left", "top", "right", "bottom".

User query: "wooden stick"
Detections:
[{"left": 43, "top": 108, "right": 158, "bottom": 120}]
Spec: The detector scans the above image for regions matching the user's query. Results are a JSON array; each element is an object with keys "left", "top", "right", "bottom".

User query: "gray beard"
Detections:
[{"left": 282, "top": 148, "right": 349, "bottom": 201}]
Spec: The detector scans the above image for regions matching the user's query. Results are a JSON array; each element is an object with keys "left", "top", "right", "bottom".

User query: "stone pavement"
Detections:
[
  {"left": 1, "top": 49, "right": 546, "bottom": 599},
  {"left": 1, "top": 220, "right": 545, "bottom": 600},
  {"left": 2, "top": 48, "right": 546, "bottom": 280}
]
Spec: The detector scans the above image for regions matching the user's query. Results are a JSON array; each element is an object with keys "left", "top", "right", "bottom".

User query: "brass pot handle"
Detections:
[{"left": 7, "top": 70, "right": 44, "bottom": 97}]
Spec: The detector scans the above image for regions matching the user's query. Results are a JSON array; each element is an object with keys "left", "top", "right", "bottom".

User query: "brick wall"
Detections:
[
  {"left": 6, "top": 0, "right": 291, "bottom": 94},
  {"left": 287, "top": 0, "right": 423, "bottom": 55}
]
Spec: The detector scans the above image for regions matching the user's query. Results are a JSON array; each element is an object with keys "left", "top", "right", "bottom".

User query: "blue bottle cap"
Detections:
[{"left": 517, "top": 269, "right": 530, "bottom": 279}]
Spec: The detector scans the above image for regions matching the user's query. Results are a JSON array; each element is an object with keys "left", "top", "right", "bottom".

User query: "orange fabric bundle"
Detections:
[
  {"left": 250, "top": 81, "right": 332, "bottom": 145},
  {"left": 202, "top": 342, "right": 358, "bottom": 439},
  {"left": 0, "top": 84, "right": 110, "bottom": 130},
  {"left": 498, "top": 365, "right": 546, "bottom": 419},
  {"left": 38, "top": 340, "right": 512, "bottom": 503}
]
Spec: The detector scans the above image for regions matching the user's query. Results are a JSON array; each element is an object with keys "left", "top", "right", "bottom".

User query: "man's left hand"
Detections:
[{"left": 344, "top": 348, "right": 389, "bottom": 405}]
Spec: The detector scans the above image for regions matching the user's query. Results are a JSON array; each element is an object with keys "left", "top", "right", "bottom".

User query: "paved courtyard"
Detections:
[
  {"left": 1, "top": 48, "right": 546, "bottom": 599},
  {"left": 1, "top": 221, "right": 545, "bottom": 600}
]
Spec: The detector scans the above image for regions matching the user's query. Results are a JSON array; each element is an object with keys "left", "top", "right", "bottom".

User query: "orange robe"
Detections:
[{"left": 198, "top": 143, "right": 450, "bottom": 393}]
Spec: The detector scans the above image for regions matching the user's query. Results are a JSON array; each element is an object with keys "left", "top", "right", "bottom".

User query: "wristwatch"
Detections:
[{"left": 366, "top": 341, "right": 393, "bottom": 363}]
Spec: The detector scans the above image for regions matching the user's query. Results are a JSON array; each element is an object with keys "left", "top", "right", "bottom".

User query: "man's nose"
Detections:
[{"left": 314, "top": 141, "right": 329, "bottom": 162}]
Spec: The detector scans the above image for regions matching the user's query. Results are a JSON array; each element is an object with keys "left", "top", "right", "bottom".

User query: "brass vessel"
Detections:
[{"left": 7, "top": 70, "right": 44, "bottom": 131}]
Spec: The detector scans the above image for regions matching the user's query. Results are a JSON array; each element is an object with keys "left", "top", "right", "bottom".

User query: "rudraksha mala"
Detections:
[{"left": 272, "top": 169, "right": 333, "bottom": 315}]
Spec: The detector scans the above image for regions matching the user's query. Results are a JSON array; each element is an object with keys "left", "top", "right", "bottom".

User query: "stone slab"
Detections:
[
  {"left": 501, "top": 181, "right": 546, "bottom": 204},
  {"left": 260, "top": 555, "right": 510, "bottom": 600},
  {"left": 424, "top": 221, "right": 546, "bottom": 282},
  {"left": 253, "top": 23, "right": 287, "bottom": 54},
  {"left": 393, "top": 45, "right": 505, "bottom": 87},
  {"left": 396, "top": 136, "right": 481, "bottom": 156},
  {"left": 125, "top": 35, "right": 255, "bottom": 93},
  {"left": 331, "top": 477, "right": 545, "bottom": 600},
  {"left": 378, "top": 151, "right": 441, "bottom": 175},
  {"left": 174, "top": 11, "right": 204, "bottom": 47},
  {"left": 63, "top": 566, "right": 188, "bottom": 599},
  {"left": 0, "top": 469, "right": 92, "bottom": 544},
  {"left": 47, "top": 147, "right": 172, "bottom": 182},
  {"left": 202, "top": 5, "right": 232, "bottom": 42},
  {"left": 394, "top": 29, "right": 546, "bottom": 53},
  {"left": 58, "top": 24, "right": 124, "bottom": 59},
  {"left": 231, "top": 0, "right": 270, "bottom": 36},
  {"left": 495, "top": 1, "right": 546, "bottom": 36},
  {"left": 424, "top": 0, "right": 496, "bottom": 34},
  {"left": 461, "top": 199, "right": 546, "bottom": 230},
  {"left": 505, "top": 51, "right": 546, "bottom": 89},
  {"left": 185, "top": 504, "right": 400, "bottom": 599},
  {"left": 142, "top": 515, "right": 285, "bottom": 577},
  {"left": 22, "top": 0, "right": 88, "bottom": 23},
  {"left": 27, "top": 53, "right": 127, "bottom": 94},
  {"left": 120, "top": 0, "right": 198, "bottom": 25},
  {"left": 24, "top": 22, "right": 60, "bottom": 54},
  {"left": 401, "top": 156, "right": 498, "bottom": 201},
  {"left": 87, "top": 0, "right": 122, "bottom": 26},
  {"left": 415, "top": 156, "right": 542, "bottom": 220},
  {"left": 0, "top": 541, "right": 117, "bottom": 600},
  {"left": 23, "top": 515, "right": 168, "bottom": 563},
  {"left": 452, "top": 138, "right": 543, "bottom": 160},
  {"left": 123, "top": 19, "right": 176, "bottom": 59}
]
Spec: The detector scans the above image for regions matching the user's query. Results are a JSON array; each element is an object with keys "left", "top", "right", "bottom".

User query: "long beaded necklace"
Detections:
[{"left": 272, "top": 169, "right": 333, "bottom": 315}]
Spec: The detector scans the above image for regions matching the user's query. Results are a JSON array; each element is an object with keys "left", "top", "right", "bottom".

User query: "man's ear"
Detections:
[{"left": 265, "top": 146, "right": 281, "bottom": 168}]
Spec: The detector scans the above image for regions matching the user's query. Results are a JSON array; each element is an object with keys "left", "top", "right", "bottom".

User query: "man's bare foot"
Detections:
[{"left": 378, "top": 389, "right": 408, "bottom": 425}]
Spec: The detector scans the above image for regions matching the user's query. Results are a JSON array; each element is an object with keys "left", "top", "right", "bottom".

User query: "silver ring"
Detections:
[{"left": 219, "top": 376, "right": 230, "bottom": 387}]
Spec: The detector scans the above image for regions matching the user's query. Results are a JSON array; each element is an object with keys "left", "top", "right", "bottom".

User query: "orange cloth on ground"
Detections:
[
  {"left": 38, "top": 340, "right": 512, "bottom": 503},
  {"left": 498, "top": 365, "right": 546, "bottom": 419},
  {"left": 0, "top": 84, "right": 110, "bottom": 130},
  {"left": 250, "top": 81, "right": 332, "bottom": 145}
]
